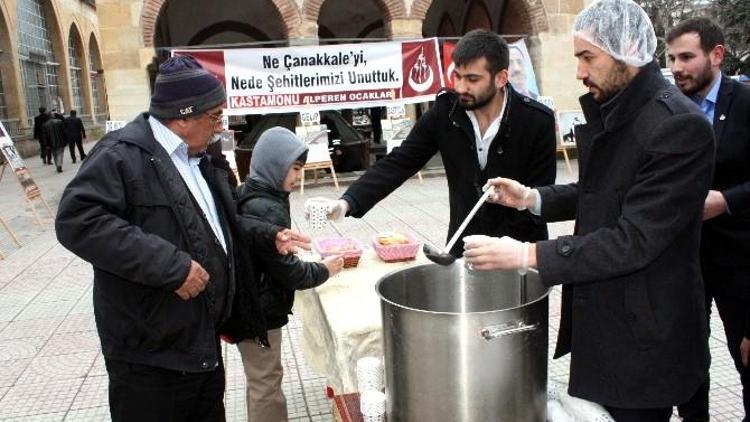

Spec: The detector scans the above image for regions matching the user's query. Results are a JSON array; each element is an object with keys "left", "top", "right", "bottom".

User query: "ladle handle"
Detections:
[{"left": 444, "top": 186, "right": 495, "bottom": 253}]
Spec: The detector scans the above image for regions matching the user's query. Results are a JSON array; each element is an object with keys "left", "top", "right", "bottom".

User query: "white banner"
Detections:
[{"left": 175, "top": 38, "right": 445, "bottom": 115}]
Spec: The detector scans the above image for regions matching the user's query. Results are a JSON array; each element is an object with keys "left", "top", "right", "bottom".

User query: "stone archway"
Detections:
[
  {"left": 67, "top": 23, "right": 92, "bottom": 116},
  {"left": 302, "top": 0, "right": 406, "bottom": 23},
  {"left": 141, "top": 0, "right": 302, "bottom": 46},
  {"left": 88, "top": 34, "right": 108, "bottom": 121},
  {"left": 187, "top": 21, "right": 273, "bottom": 45},
  {"left": 437, "top": 13, "right": 457, "bottom": 37},
  {"left": 316, "top": 0, "right": 391, "bottom": 40},
  {"left": 412, "top": 0, "right": 548, "bottom": 34},
  {"left": 0, "top": 1, "right": 22, "bottom": 122},
  {"left": 463, "top": 0, "right": 492, "bottom": 32}
]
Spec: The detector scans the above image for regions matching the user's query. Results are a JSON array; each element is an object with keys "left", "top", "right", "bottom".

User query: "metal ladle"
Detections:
[{"left": 423, "top": 186, "right": 495, "bottom": 265}]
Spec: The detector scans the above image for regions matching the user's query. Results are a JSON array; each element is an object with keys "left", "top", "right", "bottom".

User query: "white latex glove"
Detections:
[
  {"left": 558, "top": 394, "right": 614, "bottom": 422},
  {"left": 484, "top": 177, "right": 535, "bottom": 211},
  {"left": 326, "top": 199, "right": 349, "bottom": 222},
  {"left": 463, "top": 235, "right": 530, "bottom": 274},
  {"left": 547, "top": 400, "right": 573, "bottom": 422}
]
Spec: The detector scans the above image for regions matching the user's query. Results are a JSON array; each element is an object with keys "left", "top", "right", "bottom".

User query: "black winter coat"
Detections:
[
  {"left": 63, "top": 116, "right": 86, "bottom": 143},
  {"left": 237, "top": 179, "right": 329, "bottom": 330},
  {"left": 56, "top": 113, "right": 279, "bottom": 372},
  {"left": 342, "top": 85, "right": 557, "bottom": 256},
  {"left": 33, "top": 113, "right": 49, "bottom": 142},
  {"left": 43, "top": 117, "right": 67, "bottom": 149},
  {"left": 536, "top": 62, "right": 714, "bottom": 407}
]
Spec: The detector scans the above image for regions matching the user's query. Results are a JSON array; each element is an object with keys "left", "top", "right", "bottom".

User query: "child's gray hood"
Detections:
[{"left": 249, "top": 126, "right": 308, "bottom": 191}]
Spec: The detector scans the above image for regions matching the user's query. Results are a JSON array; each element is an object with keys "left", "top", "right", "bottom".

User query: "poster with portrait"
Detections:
[
  {"left": 0, "top": 121, "right": 39, "bottom": 195},
  {"left": 557, "top": 111, "right": 586, "bottom": 145},
  {"left": 508, "top": 40, "right": 540, "bottom": 99}
]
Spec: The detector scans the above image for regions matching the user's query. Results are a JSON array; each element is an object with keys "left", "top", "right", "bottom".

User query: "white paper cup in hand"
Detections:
[
  {"left": 356, "top": 357, "right": 384, "bottom": 392},
  {"left": 360, "top": 390, "right": 386, "bottom": 421},
  {"left": 304, "top": 197, "right": 330, "bottom": 229}
]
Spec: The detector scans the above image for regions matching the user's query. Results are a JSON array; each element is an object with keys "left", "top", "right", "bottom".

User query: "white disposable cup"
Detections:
[
  {"left": 362, "top": 414, "right": 385, "bottom": 422},
  {"left": 356, "top": 357, "right": 384, "bottom": 392},
  {"left": 360, "top": 390, "right": 386, "bottom": 418},
  {"left": 304, "top": 197, "right": 329, "bottom": 229}
]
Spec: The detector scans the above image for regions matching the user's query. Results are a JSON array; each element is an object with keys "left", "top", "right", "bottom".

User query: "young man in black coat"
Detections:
[
  {"left": 667, "top": 18, "right": 750, "bottom": 422},
  {"left": 63, "top": 109, "right": 87, "bottom": 162},
  {"left": 56, "top": 56, "right": 309, "bottom": 422},
  {"left": 321, "top": 29, "right": 557, "bottom": 254},
  {"left": 466, "top": 1, "right": 714, "bottom": 420}
]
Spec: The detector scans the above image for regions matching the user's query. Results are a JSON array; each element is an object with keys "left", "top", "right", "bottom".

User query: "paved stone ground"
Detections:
[{"left": 0, "top": 148, "right": 744, "bottom": 421}]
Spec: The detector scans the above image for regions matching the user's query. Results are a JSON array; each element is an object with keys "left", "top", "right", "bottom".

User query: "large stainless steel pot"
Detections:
[{"left": 376, "top": 261, "right": 549, "bottom": 422}]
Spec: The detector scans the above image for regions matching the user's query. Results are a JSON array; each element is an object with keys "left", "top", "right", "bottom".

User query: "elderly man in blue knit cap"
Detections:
[{"left": 55, "top": 55, "right": 309, "bottom": 422}]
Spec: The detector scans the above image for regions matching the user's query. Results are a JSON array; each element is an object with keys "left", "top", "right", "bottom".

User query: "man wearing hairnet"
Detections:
[{"left": 463, "top": 0, "right": 715, "bottom": 419}]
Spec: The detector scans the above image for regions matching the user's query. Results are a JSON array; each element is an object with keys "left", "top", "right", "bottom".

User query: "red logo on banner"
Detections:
[
  {"left": 442, "top": 41, "right": 456, "bottom": 89},
  {"left": 173, "top": 50, "right": 227, "bottom": 87},
  {"left": 401, "top": 41, "right": 442, "bottom": 97}
]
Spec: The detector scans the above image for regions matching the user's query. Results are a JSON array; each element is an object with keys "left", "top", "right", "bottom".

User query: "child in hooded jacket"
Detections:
[{"left": 236, "top": 126, "right": 343, "bottom": 422}]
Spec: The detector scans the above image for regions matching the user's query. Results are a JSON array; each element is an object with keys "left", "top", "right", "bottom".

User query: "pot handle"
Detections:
[{"left": 480, "top": 321, "right": 538, "bottom": 340}]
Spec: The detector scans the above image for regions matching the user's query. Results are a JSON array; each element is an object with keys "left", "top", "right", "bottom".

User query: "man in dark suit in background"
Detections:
[
  {"left": 63, "top": 110, "right": 87, "bottom": 163},
  {"left": 33, "top": 107, "right": 51, "bottom": 165},
  {"left": 668, "top": 17, "right": 750, "bottom": 422}
]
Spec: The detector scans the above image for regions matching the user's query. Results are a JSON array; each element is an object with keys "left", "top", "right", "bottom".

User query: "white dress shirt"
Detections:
[
  {"left": 148, "top": 116, "right": 227, "bottom": 252},
  {"left": 465, "top": 90, "right": 508, "bottom": 169}
]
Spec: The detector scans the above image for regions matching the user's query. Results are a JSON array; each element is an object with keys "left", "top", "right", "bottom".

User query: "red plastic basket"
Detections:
[
  {"left": 314, "top": 237, "right": 364, "bottom": 268},
  {"left": 371, "top": 233, "right": 420, "bottom": 262}
]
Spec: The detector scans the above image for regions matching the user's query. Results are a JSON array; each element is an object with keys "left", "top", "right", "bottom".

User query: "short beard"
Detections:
[
  {"left": 459, "top": 82, "right": 498, "bottom": 111},
  {"left": 596, "top": 61, "right": 631, "bottom": 103},
  {"left": 678, "top": 60, "right": 714, "bottom": 96}
]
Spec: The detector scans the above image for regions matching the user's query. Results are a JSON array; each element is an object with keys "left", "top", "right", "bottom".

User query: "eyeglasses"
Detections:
[{"left": 204, "top": 111, "right": 223, "bottom": 124}]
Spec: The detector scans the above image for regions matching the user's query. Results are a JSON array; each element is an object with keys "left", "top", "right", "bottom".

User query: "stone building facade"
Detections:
[
  {"left": 0, "top": 0, "right": 593, "bottom": 155},
  {"left": 0, "top": 0, "right": 106, "bottom": 155},
  {"left": 100, "top": 0, "right": 590, "bottom": 122}
]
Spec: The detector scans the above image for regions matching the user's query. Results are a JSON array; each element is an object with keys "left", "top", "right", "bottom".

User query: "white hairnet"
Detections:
[{"left": 573, "top": 0, "right": 657, "bottom": 67}]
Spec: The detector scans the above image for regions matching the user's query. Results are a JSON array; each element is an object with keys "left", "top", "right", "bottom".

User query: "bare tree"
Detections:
[
  {"left": 636, "top": 0, "right": 702, "bottom": 66},
  {"left": 714, "top": 0, "right": 750, "bottom": 74},
  {"left": 637, "top": 0, "right": 749, "bottom": 74}
]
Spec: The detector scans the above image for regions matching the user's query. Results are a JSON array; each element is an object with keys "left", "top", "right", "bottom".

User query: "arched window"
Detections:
[
  {"left": 16, "top": 0, "right": 60, "bottom": 122},
  {"left": 463, "top": 0, "right": 492, "bottom": 33},
  {"left": 88, "top": 37, "right": 107, "bottom": 120},
  {"left": 68, "top": 27, "right": 84, "bottom": 114}
]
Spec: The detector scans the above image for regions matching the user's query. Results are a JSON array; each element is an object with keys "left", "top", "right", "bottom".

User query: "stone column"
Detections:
[
  {"left": 289, "top": 19, "right": 318, "bottom": 45},
  {"left": 538, "top": 0, "right": 587, "bottom": 111},
  {"left": 387, "top": 19, "right": 422, "bottom": 40},
  {"left": 96, "top": 0, "right": 153, "bottom": 121}
]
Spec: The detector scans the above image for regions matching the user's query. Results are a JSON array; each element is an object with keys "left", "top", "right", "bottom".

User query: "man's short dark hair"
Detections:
[
  {"left": 452, "top": 29, "right": 509, "bottom": 75},
  {"left": 38, "top": 107, "right": 46, "bottom": 114},
  {"left": 666, "top": 18, "right": 725, "bottom": 55},
  {"left": 70, "top": 110, "right": 77, "bottom": 117}
]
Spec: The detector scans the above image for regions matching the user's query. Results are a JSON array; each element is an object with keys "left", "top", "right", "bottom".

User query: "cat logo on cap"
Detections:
[{"left": 180, "top": 106, "right": 195, "bottom": 115}]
